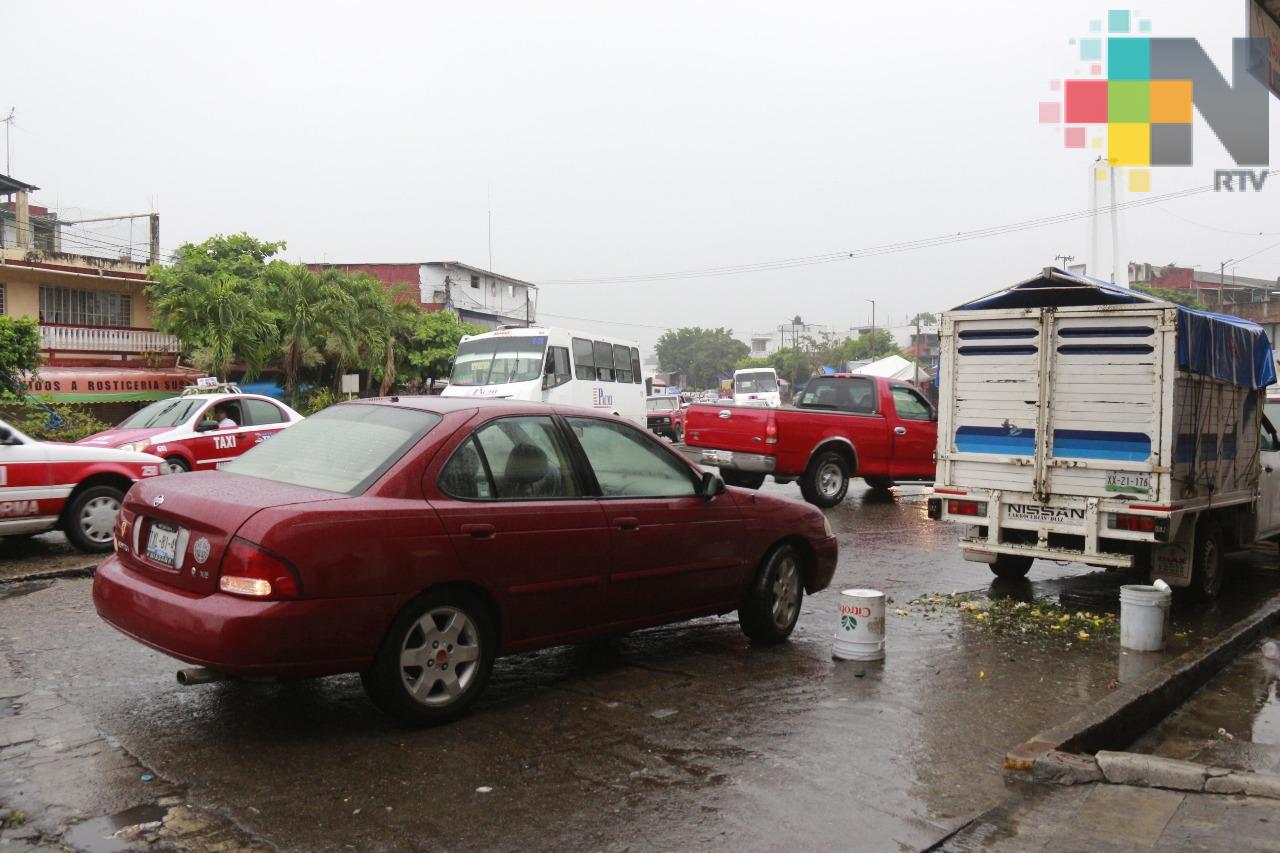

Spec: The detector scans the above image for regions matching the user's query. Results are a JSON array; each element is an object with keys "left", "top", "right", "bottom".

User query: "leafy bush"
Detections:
[
  {"left": 13, "top": 402, "right": 111, "bottom": 443},
  {"left": 297, "top": 387, "right": 342, "bottom": 416}
]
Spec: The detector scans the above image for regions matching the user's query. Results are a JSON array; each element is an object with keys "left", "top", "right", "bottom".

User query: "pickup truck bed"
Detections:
[{"left": 680, "top": 374, "right": 937, "bottom": 507}]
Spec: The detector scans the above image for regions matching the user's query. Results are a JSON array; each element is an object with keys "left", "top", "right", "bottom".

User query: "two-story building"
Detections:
[
  {"left": 0, "top": 174, "right": 196, "bottom": 420},
  {"left": 308, "top": 260, "right": 538, "bottom": 329}
]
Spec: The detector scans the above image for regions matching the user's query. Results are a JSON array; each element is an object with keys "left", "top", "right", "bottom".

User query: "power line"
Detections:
[{"left": 536, "top": 170, "right": 1280, "bottom": 286}]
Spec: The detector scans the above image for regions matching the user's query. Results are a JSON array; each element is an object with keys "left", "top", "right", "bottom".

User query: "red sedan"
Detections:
[{"left": 93, "top": 397, "right": 837, "bottom": 725}]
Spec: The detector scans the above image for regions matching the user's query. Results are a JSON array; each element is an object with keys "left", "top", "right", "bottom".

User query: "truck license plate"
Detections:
[
  {"left": 145, "top": 522, "right": 179, "bottom": 567},
  {"left": 704, "top": 449, "right": 733, "bottom": 464},
  {"left": 1106, "top": 471, "right": 1151, "bottom": 495}
]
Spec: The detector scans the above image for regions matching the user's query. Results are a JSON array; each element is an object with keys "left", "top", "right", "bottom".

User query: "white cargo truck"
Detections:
[{"left": 928, "top": 268, "right": 1280, "bottom": 599}]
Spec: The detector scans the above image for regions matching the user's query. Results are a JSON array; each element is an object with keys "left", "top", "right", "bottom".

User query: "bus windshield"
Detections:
[
  {"left": 450, "top": 336, "right": 547, "bottom": 387},
  {"left": 736, "top": 372, "right": 778, "bottom": 393}
]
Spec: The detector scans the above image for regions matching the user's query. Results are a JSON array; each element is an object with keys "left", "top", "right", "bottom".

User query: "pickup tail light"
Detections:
[
  {"left": 765, "top": 419, "right": 778, "bottom": 445},
  {"left": 947, "top": 499, "right": 988, "bottom": 517},
  {"left": 218, "top": 537, "right": 301, "bottom": 600}
]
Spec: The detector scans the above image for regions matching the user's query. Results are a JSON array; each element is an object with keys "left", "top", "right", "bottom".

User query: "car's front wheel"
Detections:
[
  {"left": 362, "top": 589, "right": 496, "bottom": 725},
  {"left": 738, "top": 543, "right": 804, "bottom": 644},
  {"left": 163, "top": 456, "right": 190, "bottom": 474},
  {"left": 63, "top": 485, "right": 123, "bottom": 553}
]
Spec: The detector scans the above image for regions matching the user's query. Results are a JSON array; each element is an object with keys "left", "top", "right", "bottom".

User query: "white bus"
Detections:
[
  {"left": 442, "top": 326, "right": 646, "bottom": 425},
  {"left": 733, "top": 367, "right": 782, "bottom": 407}
]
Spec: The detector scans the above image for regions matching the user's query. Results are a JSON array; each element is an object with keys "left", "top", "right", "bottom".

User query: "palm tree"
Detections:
[{"left": 269, "top": 264, "right": 329, "bottom": 401}]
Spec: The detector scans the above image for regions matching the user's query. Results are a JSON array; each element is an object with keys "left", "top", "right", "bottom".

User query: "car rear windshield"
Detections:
[
  {"left": 449, "top": 336, "right": 547, "bottom": 386},
  {"left": 736, "top": 372, "right": 778, "bottom": 393},
  {"left": 222, "top": 404, "right": 441, "bottom": 495},
  {"left": 117, "top": 397, "right": 205, "bottom": 429}
]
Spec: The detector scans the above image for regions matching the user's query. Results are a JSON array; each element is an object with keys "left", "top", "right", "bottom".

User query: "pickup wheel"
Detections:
[
  {"left": 800, "top": 451, "right": 849, "bottom": 508},
  {"left": 1187, "top": 518, "right": 1225, "bottom": 601},
  {"left": 721, "top": 471, "right": 766, "bottom": 490},
  {"left": 989, "top": 554, "right": 1033, "bottom": 579},
  {"left": 864, "top": 476, "right": 894, "bottom": 491},
  {"left": 738, "top": 543, "right": 804, "bottom": 644}
]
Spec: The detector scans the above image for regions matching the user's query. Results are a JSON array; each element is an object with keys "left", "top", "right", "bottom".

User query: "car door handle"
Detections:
[
  {"left": 894, "top": 426, "right": 908, "bottom": 436},
  {"left": 615, "top": 517, "right": 641, "bottom": 531},
  {"left": 460, "top": 523, "right": 496, "bottom": 540}
]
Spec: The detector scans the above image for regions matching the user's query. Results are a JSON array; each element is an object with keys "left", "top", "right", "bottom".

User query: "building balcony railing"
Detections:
[{"left": 40, "top": 324, "right": 180, "bottom": 354}]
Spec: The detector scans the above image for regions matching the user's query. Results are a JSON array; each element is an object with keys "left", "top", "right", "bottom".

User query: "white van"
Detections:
[
  {"left": 442, "top": 326, "right": 646, "bottom": 425},
  {"left": 733, "top": 367, "right": 782, "bottom": 407}
]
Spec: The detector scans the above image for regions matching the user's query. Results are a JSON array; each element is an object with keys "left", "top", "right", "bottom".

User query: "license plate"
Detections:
[
  {"left": 1106, "top": 471, "right": 1151, "bottom": 495},
  {"left": 145, "top": 522, "right": 180, "bottom": 566},
  {"left": 704, "top": 449, "right": 733, "bottom": 464}
]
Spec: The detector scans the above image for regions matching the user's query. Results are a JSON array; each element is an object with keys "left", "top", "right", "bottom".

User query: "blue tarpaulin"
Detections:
[{"left": 953, "top": 268, "right": 1277, "bottom": 390}]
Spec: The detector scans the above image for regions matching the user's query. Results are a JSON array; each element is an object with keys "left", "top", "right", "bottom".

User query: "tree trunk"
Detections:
[{"left": 380, "top": 339, "right": 395, "bottom": 396}]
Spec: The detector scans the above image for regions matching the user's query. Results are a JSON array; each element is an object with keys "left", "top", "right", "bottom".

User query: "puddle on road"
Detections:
[{"left": 62, "top": 804, "right": 167, "bottom": 853}]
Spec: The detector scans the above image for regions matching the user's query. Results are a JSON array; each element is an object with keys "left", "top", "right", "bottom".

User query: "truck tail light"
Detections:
[
  {"left": 218, "top": 537, "right": 300, "bottom": 600},
  {"left": 947, "top": 499, "right": 988, "bottom": 517},
  {"left": 765, "top": 419, "right": 778, "bottom": 445},
  {"left": 1108, "top": 513, "right": 1156, "bottom": 533}
]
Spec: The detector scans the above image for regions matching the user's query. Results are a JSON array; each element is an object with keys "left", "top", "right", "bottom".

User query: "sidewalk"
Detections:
[{"left": 939, "top": 782, "right": 1280, "bottom": 852}]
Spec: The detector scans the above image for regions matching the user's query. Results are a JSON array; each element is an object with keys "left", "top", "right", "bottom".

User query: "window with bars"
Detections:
[
  {"left": 39, "top": 286, "right": 132, "bottom": 327},
  {"left": 0, "top": 283, "right": 6, "bottom": 315}
]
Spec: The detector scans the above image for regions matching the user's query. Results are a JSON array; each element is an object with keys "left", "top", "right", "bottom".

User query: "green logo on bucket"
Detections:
[{"left": 841, "top": 614, "right": 858, "bottom": 631}]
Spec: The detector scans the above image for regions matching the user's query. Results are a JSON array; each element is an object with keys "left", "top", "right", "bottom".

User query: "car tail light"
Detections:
[
  {"left": 218, "top": 537, "right": 300, "bottom": 599},
  {"left": 947, "top": 499, "right": 988, "bottom": 517},
  {"left": 765, "top": 418, "right": 778, "bottom": 445},
  {"left": 1108, "top": 513, "right": 1156, "bottom": 533}
]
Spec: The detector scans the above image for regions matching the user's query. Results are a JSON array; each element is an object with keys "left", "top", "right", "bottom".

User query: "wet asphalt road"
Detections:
[{"left": 3, "top": 480, "right": 1280, "bottom": 852}]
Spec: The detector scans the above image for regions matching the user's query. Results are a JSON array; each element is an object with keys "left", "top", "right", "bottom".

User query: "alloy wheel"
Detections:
[
  {"left": 399, "top": 606, "right": 482, "bottom": 707},
  {"left": 771, "top": 554, "right": 801, "bottom": 629}
]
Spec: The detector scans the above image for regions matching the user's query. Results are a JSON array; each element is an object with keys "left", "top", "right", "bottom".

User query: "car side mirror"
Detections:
[
  {"left": 0, "top": 426, "right": 13, "bottom": 444},
  {"left": 195, "top": 421, "right": 218, "bottom": 433},
  {"left": 698, "top": 470, "right": 726, "bottom": 499}
]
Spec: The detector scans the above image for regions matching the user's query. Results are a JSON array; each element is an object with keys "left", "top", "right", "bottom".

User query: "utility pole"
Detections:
[
  {"left": 913, "top": 314, "right": 921, "bottom": 386},
  {"left": 148, "top": 213, "right": 160, "bottom": 265},
  {"left": 865, "top": 299, "right": 876, "bottom": 358},
  {"left": 2, "top": 109, "right": 13, "bottom": 175},
  {"left": 1109, "top": 161, "right": 1120, "bottom": 284},
  {"left": 1090, "top": 157, "right": 1101, "bottom": 275}
]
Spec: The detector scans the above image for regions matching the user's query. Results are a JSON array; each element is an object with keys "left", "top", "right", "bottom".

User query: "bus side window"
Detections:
[
  {"left": 630, "top": 347, "right": 642, "bottom": 384},
  {"left": 593, "top": 341, "right": 615, "bottom": 382},
  {"left": 613, "top": 344, "right": 632, "bottom": 383},
  {"left": 545, "top": 346, "right": 571, "bottom": 389},
  {"left": 572, "top": 338, "right": 595, "bottom": 382}
]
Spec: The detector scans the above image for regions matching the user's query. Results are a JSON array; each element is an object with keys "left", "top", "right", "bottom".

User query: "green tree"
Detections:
[
  {"left": 734, "top": 356, "right": 773, "bottom": 370},
  {"left": 0, "top": 316, "right": 40, "bottom": 397},
  {"left": 147, "top": 234, "right": 284, "bottom": 381},
  {"left": 848, "top": 329, "right": 902, "bottom": 361},
  {"left": 405, "top": 310, "right": 485, "bottom": 388},
  {"left": 1133, "top": 284, "right": 1205, "bottom": 310},
  {"left": 655, "top": 327, "right": 749, "bottom": 388},
  {"left": 769, "top": 347, "right": 814, "bottom": 387},
  {"left": 910, "top": 312, "right": 939, "bottom": 328}
]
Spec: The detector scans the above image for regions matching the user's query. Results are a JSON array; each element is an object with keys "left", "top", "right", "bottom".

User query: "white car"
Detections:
[{"left": 0, "top": 417, "right": 165, "bottom": 552}]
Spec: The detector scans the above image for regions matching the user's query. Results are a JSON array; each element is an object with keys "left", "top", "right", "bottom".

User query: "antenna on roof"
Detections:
[{"left": 2, "top": 108, "right": 14, "bottom": 174}]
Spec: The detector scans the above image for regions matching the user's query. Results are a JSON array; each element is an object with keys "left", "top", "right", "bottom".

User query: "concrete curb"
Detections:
[
  {"left": 0, "top": 565, "right": 96, "bottom": 585},
  {"left": 1005, "top": 591, "right": 1280, "bottom": 774},
  {"left": 1033, "top": 749, "right": 1280, "bottom": 799}
]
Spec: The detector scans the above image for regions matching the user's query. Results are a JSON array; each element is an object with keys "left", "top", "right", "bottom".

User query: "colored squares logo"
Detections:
[
  {"left": 1150, "top": 80, "right": 1191, "bottom": 122},
  {"left": 1108, "top": 123, "right": 1149, "bottom": 165}
]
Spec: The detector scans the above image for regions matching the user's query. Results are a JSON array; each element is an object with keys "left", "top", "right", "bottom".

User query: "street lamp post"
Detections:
[{"left": 865, "top": 299, "right": 876, "bottom": 358}]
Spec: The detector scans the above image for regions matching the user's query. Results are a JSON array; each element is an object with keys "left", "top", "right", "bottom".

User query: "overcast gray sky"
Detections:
[{"left": 5, "top": 1, "right": 1278, "bottom": 355}]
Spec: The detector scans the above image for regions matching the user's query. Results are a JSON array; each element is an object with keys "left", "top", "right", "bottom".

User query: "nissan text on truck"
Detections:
[{"left": 928, "top": 268, "right": 1279, "bottom": 599}]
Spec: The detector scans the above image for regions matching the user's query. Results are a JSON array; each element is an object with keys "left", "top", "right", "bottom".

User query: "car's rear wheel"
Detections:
[
  {"left": 673, "top": 424, "right": 683, "bottom": 444},
  {"left": 739, "top": 543, "right": 804, "bottom": 644},
  {"left": 864, "top": 475, "right": 894, "bottom": 490},
  {"left": 800, "top": 451, "right": 849, "bottom": 508},
  {"left": 63, "top": 485, "right": 123, "bottom": 553},
  {"left": 163, "top": 456, "right": 190, "bottom": 474},
  {"left": 989, "top": 554, "right": 1033, "bottom": 579},
  {"left": 721, "top": 470, "right": 766, "bottom": 490},
  {"left": 362, "top": 588, "right": 496, "bottom": 726}
]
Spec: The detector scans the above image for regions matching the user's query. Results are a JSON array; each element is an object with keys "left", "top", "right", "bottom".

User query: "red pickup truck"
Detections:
[{"left": 680, "top": 374, "right": 937, "bottom": 507}]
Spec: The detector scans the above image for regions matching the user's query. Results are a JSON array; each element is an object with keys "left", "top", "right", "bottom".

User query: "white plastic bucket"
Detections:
[
  {"left": 833, "top": 588, "right": 886, "bottom": 661},
  {"left": 1119, "top": 584, "right": 1172, "bottom": 652}
]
